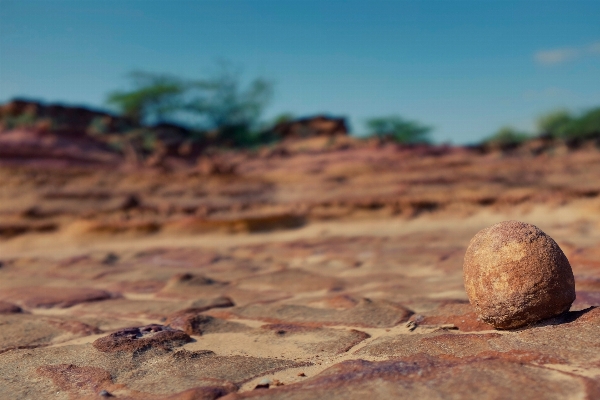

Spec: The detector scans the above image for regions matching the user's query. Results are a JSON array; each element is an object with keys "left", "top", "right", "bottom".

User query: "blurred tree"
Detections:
[
  {"left": 106, "top": 71, "right": 186, "bottom": 125},
  {"left": 272, "top": 112, "right": 295, "bottom": 125},
  {"left": 365, "top": 115, "right": 431, "bottom": 144},
  {"left": 185, "top": 64, "right": 273, "bottom": 145},
  {"left": 566, "top": 107, "right": 600, "bottom": 140},
  {"left": 536, "top": 107, "right": 600, "bottom": 142},
  {"left": 106, "top": 64, "right": 274, "bottom": 147},
  {"left": 483, "top": 126, "right": 530, "bottom": 147},
  {"left": 536, "top": 109, "right": 573, "bottom": 139}
]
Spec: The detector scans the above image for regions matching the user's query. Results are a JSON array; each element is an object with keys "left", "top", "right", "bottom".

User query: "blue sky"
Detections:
[{"left": 1, "top": 1, "right": 599, "bottom": 144}]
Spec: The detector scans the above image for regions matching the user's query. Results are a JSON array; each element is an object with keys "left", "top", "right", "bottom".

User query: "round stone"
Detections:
[{"left": 463, "top": 220, "right": 575, "bottom": 329}]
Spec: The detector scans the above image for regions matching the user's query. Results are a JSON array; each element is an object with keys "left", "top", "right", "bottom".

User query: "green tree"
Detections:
[
  {"left": 185, "top": 64, "right": 273, "bottom": 144},
  {"left": 365, "top": 115, "right": 431, "bottom": 144},
  {"left": 106, "top": 71, "right": 186, "bottom": 125},
  {"left": 536, "top": 107, "right": 600, "bottom": 141},
  {"left": 536, "top": 109, "right": 573, "bottom": 139},
  {"left": 272, "top": 112, "right": 295, "bottom": 125},
  {"left": 106, "top": 64, "right": 274, "bottom": 147},
  {"left": 566, "top": 107, "right": 600, "bottom": 140},
  {"left": 483, "top": 126, "right": 530, "bottom": 147}
]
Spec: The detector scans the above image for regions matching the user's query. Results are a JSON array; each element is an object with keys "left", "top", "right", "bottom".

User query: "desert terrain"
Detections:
[{"left": 1, "top": 126, "right": 600, "bottom": 399}]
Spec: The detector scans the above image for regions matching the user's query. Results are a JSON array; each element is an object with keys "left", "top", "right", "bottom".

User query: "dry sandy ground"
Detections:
[{"left": 1, "top": 145, "right": 599, "bottom": 399}]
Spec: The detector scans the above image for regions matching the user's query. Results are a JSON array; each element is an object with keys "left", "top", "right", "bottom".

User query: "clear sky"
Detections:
[{"left": 1, "top": 0, "right": 599, "bottom": 144}]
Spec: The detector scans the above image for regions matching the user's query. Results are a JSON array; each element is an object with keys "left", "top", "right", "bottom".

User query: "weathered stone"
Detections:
[
  {"left": 166, "top": 311, "right": 247, "bottom": 335},
  {"left": 92, "top": 324, "right": 192, "bottom": 353},
  {"left": 224, "top": 297, "right": 413, "bottom": 328},
  {"left": 229, "top": 354, "right": 594, "bottom": 400},
  {"left": 0, "top": 314, "right": 100, "bottom": 353},
  {"left": 36, "top": 364, "right": 113, "bottom": 394},
  {"left": 0, "top": 301, "right": 22, "bottom": 314},
  {"left": 1, "top": 287, "right": 114, "bottom": 309},
  {"left": 463, "top": 220, "right": 575, "bottom": 329}
]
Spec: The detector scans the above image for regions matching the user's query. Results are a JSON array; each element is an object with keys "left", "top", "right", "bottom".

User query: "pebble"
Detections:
[{"left": 463, "top": 220, "right": 575, "bottom": 329}]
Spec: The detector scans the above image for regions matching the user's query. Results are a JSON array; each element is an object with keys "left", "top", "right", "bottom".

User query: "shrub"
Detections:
[
  {"left": 365, "top": 115, "right": 431, "bottom": 144},
  {"left": 536, "top": 109, "right": 573, "bottom": 139},
  {"left": 536, "top": 107, "right": 600, "bottom": 142},
  {"left": 483, "top": 126, "right": 530, "bottom": 147},
  {"left": 105, "top": 64, "right": 274, "bottom": 148},
  {"left": 566, "top": 107, "right": 600, "bottom": 140},
  {"left": 185, "top": 65, "right": 273, "bottom": 136},
  {"left": 106, "top": 72, "right": 186, "bottom": 126}
]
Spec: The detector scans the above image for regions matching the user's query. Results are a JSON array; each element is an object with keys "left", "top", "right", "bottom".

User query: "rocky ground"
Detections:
[{"left": 1, "top": 141, "right": 600, "bottom": 399}]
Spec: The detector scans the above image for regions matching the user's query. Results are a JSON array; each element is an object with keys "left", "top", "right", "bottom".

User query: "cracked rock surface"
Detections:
[{"left": 1, "top": 145, "right": 600, "bottom": 399}]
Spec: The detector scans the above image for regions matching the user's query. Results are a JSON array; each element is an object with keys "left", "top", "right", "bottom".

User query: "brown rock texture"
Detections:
[
  {"left": 36, "top": 364, "right": 113, "bottom": 394},
  {"left": 0, "top": 301, "right": 22, "bottom": 314},
  {"left": 269, "top": 115, "right": 348, "bottom": 139},
  {"left": 1, "top": 138, "right": 600, "bottom": 399},
  {"left": 92, "top": 324, "right": 192, "bottom": 353},
  {"left": 464, "top": 220, "right": 576, "bottom": 329},
  {"left": 1, "top": 287, "right": 115, "bottom": 309}
]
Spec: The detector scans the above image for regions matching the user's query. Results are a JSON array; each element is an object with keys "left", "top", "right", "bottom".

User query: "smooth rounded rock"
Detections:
[{"left": 463, "top": 220, "right": 575, "bottom": 329}]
